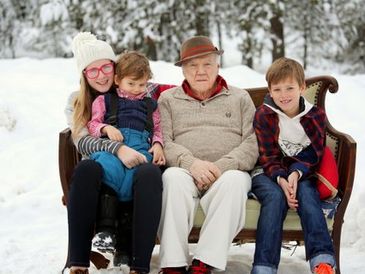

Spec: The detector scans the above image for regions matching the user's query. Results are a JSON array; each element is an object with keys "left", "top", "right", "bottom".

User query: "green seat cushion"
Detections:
[{"left": 193, "top": 199, "right": 334, "bottom": 231}]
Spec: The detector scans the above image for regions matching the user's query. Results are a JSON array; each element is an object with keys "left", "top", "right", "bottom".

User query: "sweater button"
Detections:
[
  {"left": 226, "top": 112, "right": 231, "bottom": 117},
  {"left": 201, "top": 102, "right": 205, "bottom": 106}
]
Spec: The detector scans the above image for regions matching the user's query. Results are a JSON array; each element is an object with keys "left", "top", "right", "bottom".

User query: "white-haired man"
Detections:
[{"left": 158, "top": 36, "right": 259, "bottom": 274}]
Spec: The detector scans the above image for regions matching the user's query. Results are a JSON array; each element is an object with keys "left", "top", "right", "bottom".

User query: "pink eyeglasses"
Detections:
[{"left": 83, "top": 62, "right": 114, "bottom": 79}]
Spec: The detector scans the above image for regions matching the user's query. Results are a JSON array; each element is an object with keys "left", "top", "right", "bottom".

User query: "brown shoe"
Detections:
[{"left": 70, "top": 268, "right": 89, "bottom": 274}]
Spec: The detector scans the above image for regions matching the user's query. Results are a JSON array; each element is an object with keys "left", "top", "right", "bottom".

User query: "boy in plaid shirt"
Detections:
[{"left": 251, "top": 58, "right": 335, "bottom": 274}]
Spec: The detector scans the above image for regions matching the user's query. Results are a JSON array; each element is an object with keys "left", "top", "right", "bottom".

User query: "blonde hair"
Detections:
[
  {"left": 72, "top": 75, "right": 99, "bottom": 138},
  {"left": 266, "top": 57, "right": 305, "bottom": 88},
  {"left": 115, "top": 51, "right": 152, "bottom": 81}
]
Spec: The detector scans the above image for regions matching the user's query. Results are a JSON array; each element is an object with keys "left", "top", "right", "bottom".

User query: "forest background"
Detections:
[{"left": 1, "top": 0, "right": 364, "bottom": 74}]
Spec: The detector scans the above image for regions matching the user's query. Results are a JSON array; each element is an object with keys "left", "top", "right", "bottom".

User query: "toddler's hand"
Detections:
[
  {"left": 148, "top": 143, "right": 166, "bottom": 166},
  {"left": 103, "top": 125, "right": 124, "bottom": 142}
]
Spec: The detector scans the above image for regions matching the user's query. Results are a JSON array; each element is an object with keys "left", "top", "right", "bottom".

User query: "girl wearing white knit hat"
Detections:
[{"left": 64, "top": 32, "right": 172, "bottom": 274}]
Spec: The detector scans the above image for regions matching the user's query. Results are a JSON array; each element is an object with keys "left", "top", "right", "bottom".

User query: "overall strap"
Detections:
[
  {"left": 105, "top": 91, "right": 119, "bottom": 127},
  {"left": 143, "top": 97, "right": 154, "bottom": 135}
]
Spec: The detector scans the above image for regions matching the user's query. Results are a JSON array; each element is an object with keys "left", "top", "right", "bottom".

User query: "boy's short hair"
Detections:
[
  {"left": 266, "top": 57, "right": 305, "bottom": 88},
  {"left": 115, "top": 51, "right": 153, "bottom": 80}
]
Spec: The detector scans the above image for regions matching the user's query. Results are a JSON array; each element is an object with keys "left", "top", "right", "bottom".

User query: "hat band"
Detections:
[{"left": 181, "top": 44, "right": 217, "bottom": 60}]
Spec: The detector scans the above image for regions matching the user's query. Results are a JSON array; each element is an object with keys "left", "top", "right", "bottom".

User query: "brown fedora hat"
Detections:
[{"left": 175, "top": 36, "right": 224, "bottom": 66}]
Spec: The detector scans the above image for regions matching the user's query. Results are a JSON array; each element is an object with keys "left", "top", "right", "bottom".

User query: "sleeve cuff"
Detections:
[
  {"left": 289, "top": 162, "right": 308, "bottom": 178},
  {"left": 214, "top": 158, "right": 237, "bottom": 174},
  {"left": 179, "top": 155, "right": 197, "bottom": 170},
  {"left": 111, "top": 142, "right": 124, "bottom": 155},
  {"left": 271, "top": 169, "right": 287, "bottom": 182}
]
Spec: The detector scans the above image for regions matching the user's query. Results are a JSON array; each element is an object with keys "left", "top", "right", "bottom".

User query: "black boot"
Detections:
[
  {"left": 114, "top": 201, "right": 133, "bottom": 266},
  {"left": 93, "top": 184, "right": 119, "bottom": 253}
]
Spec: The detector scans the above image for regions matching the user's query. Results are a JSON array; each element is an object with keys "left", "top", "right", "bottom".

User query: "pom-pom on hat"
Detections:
[
  {"left": 72, "top": 32, "right": 116, "bottom": 75},
  {"left": 175, "top": 36, "right": 223, "bottom": 66}
]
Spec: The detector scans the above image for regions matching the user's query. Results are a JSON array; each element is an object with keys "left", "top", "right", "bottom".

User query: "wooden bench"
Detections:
[{"left": 59, "top": 75, "right": 356, "bottom": 273}]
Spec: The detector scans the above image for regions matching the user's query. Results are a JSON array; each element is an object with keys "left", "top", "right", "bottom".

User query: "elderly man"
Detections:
[{"left": 158, "top": 36, "right": 258, "bottom": 274}]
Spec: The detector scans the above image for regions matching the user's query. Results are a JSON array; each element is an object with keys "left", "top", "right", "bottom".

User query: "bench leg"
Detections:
[{"left": 332, "top": 219, "right": 342, "bottom": 274}]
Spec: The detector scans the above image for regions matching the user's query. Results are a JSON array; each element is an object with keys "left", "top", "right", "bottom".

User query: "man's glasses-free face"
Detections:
[{"left": 83, "top": 62, "right": 114, "bottom": 79}]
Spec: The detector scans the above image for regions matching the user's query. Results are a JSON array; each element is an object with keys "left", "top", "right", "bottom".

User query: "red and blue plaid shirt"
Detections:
[
  {"left": 253, "top": 96, "right": 327, "bottom": 181},
  {"left": 146, "top": 82, "right": 176, "bottom": 100}
]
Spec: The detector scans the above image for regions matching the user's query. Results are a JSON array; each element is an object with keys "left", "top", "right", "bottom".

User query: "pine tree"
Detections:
[
  {"left": 269, "top": 0, "right": 285, "bottom": 62},
  {"left": 0, "top": 0, "right": 18, "bottom": 58},
  {"left": 39, "top": 0, "right": 70, "bottom": 57},
  {"left": 284, "top": 0, "right": 334, "bottom": 69},
  {"left": 333, "top": 0, "right": 365, "bottom": 72},
  {"left": 226, "top": 0, "right": 271, "bottom": 68}
]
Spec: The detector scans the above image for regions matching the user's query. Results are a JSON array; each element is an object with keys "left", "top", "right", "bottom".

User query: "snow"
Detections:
[
  {"left": 40, "top": 1, "right": 68, "bottom": 26},
  {"left": 0, "top": 57, "right": 364, "bottom": 274}
]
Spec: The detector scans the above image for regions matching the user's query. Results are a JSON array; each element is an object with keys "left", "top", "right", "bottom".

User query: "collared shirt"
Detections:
[
  {"left": 181, "top": 75, "right": 228, "bottom": 101},
  {"left": 116, "top": 88, "right": 147, "bottom": 99}
]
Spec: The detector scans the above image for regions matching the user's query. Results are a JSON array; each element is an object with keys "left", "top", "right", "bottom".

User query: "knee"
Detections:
[
  {"left": 72, "top": 160, "right": 102, "bottom": 187},
  {"left": 260, "top": 186, "right": 287, "bottom": 212},
  {"left": 134, "top": 163, "right": 162, "bottom": 190},
  {"left": 218, "top": 170, "right": 251, "bottom": 194},
  {"left": 135, "top": 163, "right": 162, "bottom": 180},
  {"left": 297, "top": 180, "right": 320, "bottom": 212},
  {"left": 162, "top": 167, "right": 191, "bottom": 193},
  {"left": 76, "top": 159, "right": 102, "bottom": 175},
  {"left": 297, "top": 180, "right": 317, "bottom": 200},
  {"left": 69, "top": 160, "right": 102, "bottom": 199}
]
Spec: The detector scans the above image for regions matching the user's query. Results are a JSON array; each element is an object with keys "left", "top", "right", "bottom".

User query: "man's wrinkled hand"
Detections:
[{"left": 190, "top": 159, "right": 221, "bottom": 191}]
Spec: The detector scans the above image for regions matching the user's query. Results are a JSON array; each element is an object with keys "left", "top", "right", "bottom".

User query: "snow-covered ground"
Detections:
[{"left": 0, "top": 57, "right": 364, "bottom": 274}]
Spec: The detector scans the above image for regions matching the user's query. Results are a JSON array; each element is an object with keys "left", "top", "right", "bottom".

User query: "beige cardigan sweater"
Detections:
[{"left": 158, "top": 85, "right": 259, "bottom": 173}]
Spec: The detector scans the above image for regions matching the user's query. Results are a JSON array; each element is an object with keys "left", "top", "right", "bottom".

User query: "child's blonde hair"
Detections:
[
  {"left": 72, "top": 76, "right": 100, "bottom": 138},
  {"left": 266, "top": 57, "right": 305, "bottom": 88},
  {"left": 115, "top": 51, "right": 153, "bottom": 81}
]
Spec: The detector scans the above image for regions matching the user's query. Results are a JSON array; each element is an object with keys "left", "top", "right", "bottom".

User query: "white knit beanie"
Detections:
[{"left": 72, "top": 32, "right": 116, "bottom": 75}]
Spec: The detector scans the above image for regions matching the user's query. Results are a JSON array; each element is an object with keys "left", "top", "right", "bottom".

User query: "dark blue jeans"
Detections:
[{"left": 251, "top": 174, "right": 335, "bottom": 274}]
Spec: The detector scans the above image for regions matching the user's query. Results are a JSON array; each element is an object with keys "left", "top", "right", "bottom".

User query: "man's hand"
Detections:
[
  {"left": 102, "top": 125, "right": 124, "bottom": 142},
  {"left": 278, "top": 177, "right": 298, "bottom": 209},
  {"left": 148, "top": 143, "right": 166, "bottom": 166},
  {"left": 189, "top": 159, "right": 221, "bottom": 192},
  {"left": 116, "top": 145, "right": 147, "bottom": 168}
]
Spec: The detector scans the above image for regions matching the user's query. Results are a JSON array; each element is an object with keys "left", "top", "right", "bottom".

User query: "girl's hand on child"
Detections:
[
  {"left": 148, "top": 143, "right": 166, "bottom": 166},
  {"left": 278, "top": 177, "right": 298, "bottom": 210},
  {"left": 103, "top": 125, "right": 124, "bottom": 142},
  {"left": 117, "top": 145, "right": 147, "bottom": 168}
]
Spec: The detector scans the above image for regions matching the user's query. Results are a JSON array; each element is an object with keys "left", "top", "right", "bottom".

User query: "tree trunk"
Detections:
[
  {"left": 270, "top": 10, "right": 285, "bottom": 62},
  {"left": 195, "top": 0, "right": 209, "bottom": 36},
  {"left": 303, "top": 13, "right": 309, "bottom": 70},
  {"left": 216, "top": 20, "right": 223, "bottom": 66}
]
